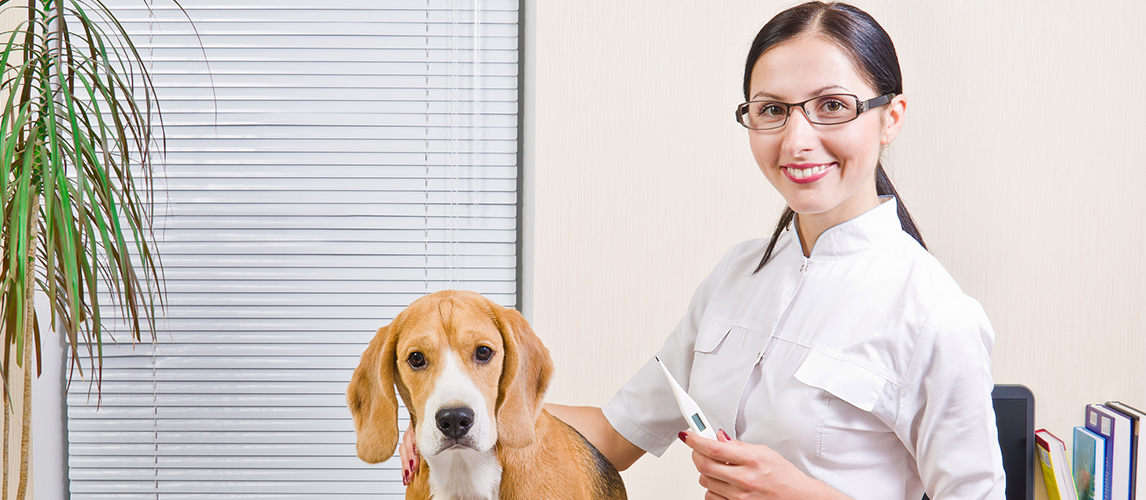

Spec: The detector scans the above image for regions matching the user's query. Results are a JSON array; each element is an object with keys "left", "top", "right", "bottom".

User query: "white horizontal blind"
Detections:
[{"left": 65, "top": 1, "right": 519, "bottom": 498}]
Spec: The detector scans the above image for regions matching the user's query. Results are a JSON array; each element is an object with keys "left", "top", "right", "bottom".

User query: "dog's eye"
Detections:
[
  {"left": 474, "top": 346, "right": 493, "bottom": 363},
  {"left": 407, "top": 352, "right": 427, "bottom": 369}
]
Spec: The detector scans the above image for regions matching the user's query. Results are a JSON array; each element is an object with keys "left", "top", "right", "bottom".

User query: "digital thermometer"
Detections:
[{"left": 655, "top": 356, "right": 717, "bottom": 440}]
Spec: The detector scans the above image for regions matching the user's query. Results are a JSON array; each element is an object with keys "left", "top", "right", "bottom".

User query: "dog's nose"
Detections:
[{"left": 435, "top": 407, "right": 475, "bottom": 439}]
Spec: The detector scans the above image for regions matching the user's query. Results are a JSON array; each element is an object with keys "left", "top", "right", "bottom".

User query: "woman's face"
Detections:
[{"left": 747, "top": 35, "right": 905, "bottom": 223}]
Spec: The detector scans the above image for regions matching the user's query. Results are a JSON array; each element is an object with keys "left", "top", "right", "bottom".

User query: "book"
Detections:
[
  {"left": 1106, "top": 401, "right": 1144, "bottom": 500},
  {"left": 1039, "top": 428, "right": 1079, "bottom": 500},
  {"left": 1077, "top": 426, "right": 1108, "bottom": 500},
  {"left": 1088, "top": 404, "right": 1133, "bottom": 500}
]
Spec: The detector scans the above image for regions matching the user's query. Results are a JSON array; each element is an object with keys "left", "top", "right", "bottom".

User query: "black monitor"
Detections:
[{"left": 993, "top": 384, "right": 1035, "bottom": 500}]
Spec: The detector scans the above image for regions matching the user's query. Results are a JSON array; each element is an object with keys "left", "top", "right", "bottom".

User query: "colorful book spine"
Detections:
[
  {"left": 1044, "top": 441, "right": 1067, "bottom": 500},
  {"left": 1077, "top": 426, "right": 1108, "bottom": 500},
  {"left": 1039, "top": 428, "right": 1079, "bottom": 500},
  {"left": 1105, "top": 401, "right": 1144, "bottom": 500},
  {"left": 1088, "top": 404, "right": 1133, "bottom": 500}
]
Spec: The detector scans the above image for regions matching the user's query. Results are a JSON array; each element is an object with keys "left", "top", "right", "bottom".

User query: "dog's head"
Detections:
[{"left": 346, "top": 290, "right": 553, "bottom": 463}]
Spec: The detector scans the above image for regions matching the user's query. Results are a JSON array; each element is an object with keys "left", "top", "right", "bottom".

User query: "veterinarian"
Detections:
[{"left": 403, "top": 2, "right": 1005, "bottom": 498}]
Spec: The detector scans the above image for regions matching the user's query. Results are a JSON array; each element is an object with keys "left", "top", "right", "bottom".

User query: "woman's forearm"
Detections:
[{"left": 545, "top": 403, "right": 645, "bottom": 471}]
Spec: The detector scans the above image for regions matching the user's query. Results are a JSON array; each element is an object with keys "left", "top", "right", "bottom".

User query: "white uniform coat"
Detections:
[{"left": 602, "top": 198, "right": 1006, "bottom": 500}]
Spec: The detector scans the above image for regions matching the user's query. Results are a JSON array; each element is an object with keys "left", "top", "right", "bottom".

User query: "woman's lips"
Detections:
[{"left": 782, "top": 162, "right": 836, "bottom": 184}]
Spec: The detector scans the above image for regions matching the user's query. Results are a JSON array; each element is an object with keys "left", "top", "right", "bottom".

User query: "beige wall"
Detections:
[{"left": 525, "top": 1, "right": 1146, "bottom": 499}]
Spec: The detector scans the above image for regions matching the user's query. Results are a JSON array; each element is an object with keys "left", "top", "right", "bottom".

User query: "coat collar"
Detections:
[{"left": 786, "top": 196, "right": 906, "bottom": 260}]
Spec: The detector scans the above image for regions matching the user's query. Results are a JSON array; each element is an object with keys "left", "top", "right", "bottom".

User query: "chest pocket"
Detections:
[
  {"left": 793, "top": 350, "right": 887, "bottom": 413},
  {"left": 694, "top": 319, "right": 731, "bottom": 353},
  {"left": 688, "top": 320, "right": 767, "bottom": 434},
  {"left": 793, "top": 349, "right": 900, "bottom": 472}
]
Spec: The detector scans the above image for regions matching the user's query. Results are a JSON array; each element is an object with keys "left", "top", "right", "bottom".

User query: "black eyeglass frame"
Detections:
[{"left": 735, "top": 92, "right": 897, "bottom": 130}]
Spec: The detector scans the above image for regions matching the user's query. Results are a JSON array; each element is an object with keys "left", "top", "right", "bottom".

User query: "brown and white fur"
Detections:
[{"left": 347, "top": 290, "right": 627, "bottom": 500}]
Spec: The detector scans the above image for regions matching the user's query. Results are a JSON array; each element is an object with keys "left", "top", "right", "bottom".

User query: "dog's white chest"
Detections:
[{"left": 425, "top": 448, "right": 502, "bottom": 500}]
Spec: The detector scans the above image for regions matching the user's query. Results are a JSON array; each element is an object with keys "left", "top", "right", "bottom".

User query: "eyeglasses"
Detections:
[{"left": 735, "top": 93, "right": 896, "bottom": 130}]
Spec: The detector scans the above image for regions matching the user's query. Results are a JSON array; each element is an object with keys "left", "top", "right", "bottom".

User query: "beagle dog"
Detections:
[{"left": 347, "top": 290, "right": 627, "bottom": 500}]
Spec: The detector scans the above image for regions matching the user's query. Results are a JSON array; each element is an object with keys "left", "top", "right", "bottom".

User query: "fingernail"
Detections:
[
  {"left": 403, "top": 470, "right": 409, "bottom": 485},
  {"left": 678, "top": 431, "right": 687, "bottom": 442},
  {"left": 720, "top": 429, "right": 731, "bottom": 441},
  {"left": 410, "top": 459, "right": 415, "bottom": 469}
]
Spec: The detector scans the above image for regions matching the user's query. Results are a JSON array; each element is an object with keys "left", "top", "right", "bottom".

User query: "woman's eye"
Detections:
[
  {"left": 759, "top": 104, "right": 785, "bottom": 117},
  {"left": 474, "top": 346, "right": 493, "bottom": 363},
  {"left": 818, "top": 99, "right": 848, "bottom": 114},
  {"left": 407, "top": 352, "right": 426, "bottom": 369}
]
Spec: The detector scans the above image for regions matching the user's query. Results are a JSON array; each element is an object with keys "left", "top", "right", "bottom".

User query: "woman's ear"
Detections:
[{"left": 880, "top": 93, "right": 907, "bottom": 146}]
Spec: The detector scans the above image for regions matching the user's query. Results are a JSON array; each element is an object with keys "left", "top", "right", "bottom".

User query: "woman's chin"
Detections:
[{"left": 782, "top": 198, "right": 833, "bottom": 217}]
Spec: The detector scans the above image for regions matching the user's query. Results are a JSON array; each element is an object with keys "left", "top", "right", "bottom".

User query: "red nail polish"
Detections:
[
  {"left": 410, "top": 459, "right": 415, "bottom": 469},
  {"left": 678, "top": 431, "right": 687, "bottom": 442},
  {"left": 720, "top": 429, "right": 731, "bottom": 441}
]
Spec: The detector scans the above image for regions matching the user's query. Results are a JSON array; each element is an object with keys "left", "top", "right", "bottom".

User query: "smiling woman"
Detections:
[
  {"left": 538, "top": 3, "right": 1005, "bottom": 500},
  {"left": 527, "top": 0, "right": 1146, "bottom": 498}
]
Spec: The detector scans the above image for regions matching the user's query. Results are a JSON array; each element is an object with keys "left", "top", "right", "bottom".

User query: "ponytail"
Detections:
[
  {"left": 874, "top": 163, "right": 926, "bottom": 250},
  {"left": 753, "top": 162, "right": 925, "bottom": 274},
  {"left": 755, "top": 207, "right": 795, "bottom": 274}
]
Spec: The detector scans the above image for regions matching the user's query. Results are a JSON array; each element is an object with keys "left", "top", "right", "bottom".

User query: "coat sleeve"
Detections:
[
  {"left": 896, "top": 295, "right": 1006, "bottom": 500},
  {"left": 600, "top": 243, "right": 740, "bottom": 457}
]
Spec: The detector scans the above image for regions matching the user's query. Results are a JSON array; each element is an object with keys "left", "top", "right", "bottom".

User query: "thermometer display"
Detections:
[{"left": 655, "top": 356, "right": 717, "bottom": 440}]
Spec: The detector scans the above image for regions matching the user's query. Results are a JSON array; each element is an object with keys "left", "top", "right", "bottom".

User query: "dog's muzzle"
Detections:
[{"left": 436, "top": 406, "right": 476, "bottom": 440}]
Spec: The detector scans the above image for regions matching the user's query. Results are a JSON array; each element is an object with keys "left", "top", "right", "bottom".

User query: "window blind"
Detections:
[{"left": 64, "top": 1, "right": 519, "bottom": 498}]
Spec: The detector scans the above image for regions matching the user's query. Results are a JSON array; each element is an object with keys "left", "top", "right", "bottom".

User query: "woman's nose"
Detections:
[{"left": 781, "top": 107, "right": 818, "bottom": 156}]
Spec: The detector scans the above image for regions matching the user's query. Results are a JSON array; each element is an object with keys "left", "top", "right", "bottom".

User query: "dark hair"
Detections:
[{"left": 746, "top": 1, "right": 926, "bottom": 273}]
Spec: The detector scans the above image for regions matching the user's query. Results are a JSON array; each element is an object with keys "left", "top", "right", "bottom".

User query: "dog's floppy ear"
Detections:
[
  {"left": 493, "top": 305, "right": 553, "bottom": 448},
  {"left": 346, "top": 324, "right": 400, "bottom": 463}
]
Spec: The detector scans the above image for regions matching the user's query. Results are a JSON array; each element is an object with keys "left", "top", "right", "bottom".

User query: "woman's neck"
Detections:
[{"left": 795, "top": 192, "right": 883, "bottom": 257}]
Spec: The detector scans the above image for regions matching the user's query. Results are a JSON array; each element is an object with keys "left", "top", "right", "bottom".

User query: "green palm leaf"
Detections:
[{"left": 1, "top": 0, "right": 175, "bottom": 400}]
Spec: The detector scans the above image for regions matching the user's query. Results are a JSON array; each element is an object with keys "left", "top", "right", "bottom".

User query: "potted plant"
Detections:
[{"left": 0, "top": 0, "right": 170, "bottom": 497}]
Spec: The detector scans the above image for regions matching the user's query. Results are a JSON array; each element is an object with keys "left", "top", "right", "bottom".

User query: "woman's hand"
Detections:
[
  {"left": 679, "top": 429, "right": 851, "bottom": 500},
  {"left": 399, "top": 423, "right": 419, "bottom": 486}
]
